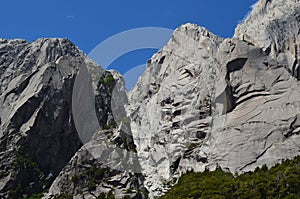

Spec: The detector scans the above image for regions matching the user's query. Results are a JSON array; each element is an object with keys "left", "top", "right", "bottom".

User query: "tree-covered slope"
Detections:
[{"left": 160, "top": 156, "right": 300, "bottom": 199}]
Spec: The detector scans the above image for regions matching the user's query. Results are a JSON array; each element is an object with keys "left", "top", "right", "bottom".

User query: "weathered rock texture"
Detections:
[
  {"left": 0, "top": 38, "right": 143, "bottom": 198},
  {"left": 235, "top": 0, "right": 300, "bottom": 79},
  {"left": 127, "top": 0, "right": 300, "bottom": 197},
  {"left": 0, "top": 0, "right": 299, "bottom": 198},
  {"left": 0, "top": 38, "right": 85, "bottom": 198},
  {"left": 45, "top": 71, "right": 145, "bottom": 199}
]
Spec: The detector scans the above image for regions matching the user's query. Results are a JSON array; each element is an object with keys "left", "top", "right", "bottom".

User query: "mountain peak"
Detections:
[{"left": 0, "top": 1, "right": 300, "bottom": 198}]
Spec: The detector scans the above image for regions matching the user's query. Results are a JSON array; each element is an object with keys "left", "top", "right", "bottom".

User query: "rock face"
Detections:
[
  {"left": 0, "top": 0, "right": 299, "bottom": 198},
  {"left": 46, "top": 71, "right": 145, "bottom": 199},
  {"left": 127, "top": 0, "right": 300, "bottom": 197},
  {"left": 234, "top": 0, "right": 300, "bottom": 79},
  {"left": 127, "top": 25, "right": 224, "bottom": 196},
  {"left": 0, "top": 38, "right": 143, "bottom": 198},
  {"left": 0, "top": 38, "right": 85, "bottom": 197}
]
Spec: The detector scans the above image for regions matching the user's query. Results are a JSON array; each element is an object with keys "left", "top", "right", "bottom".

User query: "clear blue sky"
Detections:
[{"left": 0, "top": 0, "right": 257, "bottom": 88}]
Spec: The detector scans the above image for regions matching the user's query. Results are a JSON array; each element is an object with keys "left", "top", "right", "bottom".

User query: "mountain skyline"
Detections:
[{"left": 0, "top": 0, "right": 257, "bottom": 75}]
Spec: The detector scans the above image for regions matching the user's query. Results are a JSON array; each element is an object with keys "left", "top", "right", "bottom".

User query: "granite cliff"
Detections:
[
  {"left": 128, "top": 0, "right": 300, "bottom": 196},
  {"left": 0, "top": 0, "right": 299, "bottom": 198}
]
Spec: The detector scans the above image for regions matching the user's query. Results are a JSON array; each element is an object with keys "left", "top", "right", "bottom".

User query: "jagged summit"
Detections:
[
  {"left": 175, "top": 23, "right": 219, "bottom": 37},
  {"left": 235, "top": 0, "right": 300, "bottom": 78},
  {"left": 0, "top": 37, "right": 140, "bottom": 198},
  {"left": 0, "top": 0, "right": 299, "bottom": 198},
  {"left": 128, "top": 0, "right": 300, "bottom": 197}
]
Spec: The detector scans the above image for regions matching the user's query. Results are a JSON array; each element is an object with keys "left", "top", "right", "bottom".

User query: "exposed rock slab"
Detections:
[
  {"left": 128, "top": 1, "right": 300, "bottom": 195},
  {"left": 0, "top": 0, "right": 300, "bottom": 198}
]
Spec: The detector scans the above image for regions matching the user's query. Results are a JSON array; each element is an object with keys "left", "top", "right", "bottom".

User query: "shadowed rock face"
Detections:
[
  {"left": 0, "top": 39, "right": 142, "bottom": 199},
  {"left": 0, "top": 0, "right": 299, "bottom": 198},
  {"left": 0, "top": 38, "right": 85, "bottom": 197}
]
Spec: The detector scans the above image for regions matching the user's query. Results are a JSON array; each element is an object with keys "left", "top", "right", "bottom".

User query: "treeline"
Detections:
[{"left": 160, "top": 156, "right": 300, "bottom": 199}]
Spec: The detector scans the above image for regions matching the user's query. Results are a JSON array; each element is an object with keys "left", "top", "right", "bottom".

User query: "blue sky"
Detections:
[{"left": 0, "top": 0, "right": 257, "bottom": 89}]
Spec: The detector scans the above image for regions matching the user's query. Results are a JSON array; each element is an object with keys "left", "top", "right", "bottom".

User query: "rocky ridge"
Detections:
[
  {"left": 234, "top": 0, "right": 300, "bottom": 78},
  {"left": 0, "top": 38, "right": 143, "bottom": 198},
  {"left": 0, "top": 0, "right": 299, "bottom": 198},
  {"left": 127, "top": 0, "right": 300, "bottom": 197},
  {"left": 0, "top": 38, "right": 84, "bottom": 197}
]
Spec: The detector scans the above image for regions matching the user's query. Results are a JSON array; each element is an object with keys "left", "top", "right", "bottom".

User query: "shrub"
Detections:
[
  {"left": 98, "top": 73, "right": 115, "bottom": 86},
  {"left": 88, "top": 180, "right": 96, "bottom": 191},
  {"left": 27, "top": 192, "right": 44, "bottom": 199},
  {"left": 9, "top": 184, "right": 23, "bottom": 199},
  {"left": 106, "top": 74, "right": 115, "bottom": 85},
  {"left": 55, "top": 193, "right": 73, "bottom": 199}
]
